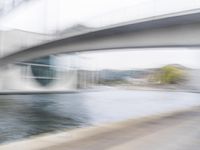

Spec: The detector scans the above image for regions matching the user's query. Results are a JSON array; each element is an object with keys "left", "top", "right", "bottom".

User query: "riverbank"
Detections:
[
  {"left": 0, "top": 90, "right": 77, "bottom": 95},
  {"left": 0, "top": 85, "right": 199, "bottom": 95},
  {"left": 0, "top": 106, "right": 199, "bottom": 150},
  {"left": 115, "top": 85, "right": 200, "bottom": 93}
]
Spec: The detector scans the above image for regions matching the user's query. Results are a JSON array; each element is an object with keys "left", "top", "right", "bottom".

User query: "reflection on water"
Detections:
[
  {"left": 0, "top": 88, "right": 199, "bottom": 143},
  {"left": 0, "top": 94, "right": 89, "bottom": 143}
]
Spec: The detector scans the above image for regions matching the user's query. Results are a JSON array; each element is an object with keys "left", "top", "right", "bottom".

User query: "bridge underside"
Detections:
[{"left": 1, "top": 10, "right": 200, "bottom": 65}]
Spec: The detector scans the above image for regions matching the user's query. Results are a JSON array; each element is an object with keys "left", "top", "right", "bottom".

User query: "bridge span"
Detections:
[{"left": 0, "top": 9, "right": 200, "bottom": 66}]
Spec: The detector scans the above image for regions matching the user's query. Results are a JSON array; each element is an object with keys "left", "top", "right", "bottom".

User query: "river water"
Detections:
[{"left": 0, "top": 88, "right": 199, "bottom": 144}]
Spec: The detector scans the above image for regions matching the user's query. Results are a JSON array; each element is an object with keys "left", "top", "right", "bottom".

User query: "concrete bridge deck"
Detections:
[
  {"left": 0, "top": 106, "right": 199, "bottom": 150},
  {"left": 1, "top": 9, "right": 200, "bottom": 66}
]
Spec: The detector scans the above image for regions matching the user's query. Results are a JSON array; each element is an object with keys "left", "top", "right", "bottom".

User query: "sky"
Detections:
[
  {"left": 55, "top": 49, "right": 200, "bottom": 70},
  {"left": 1, "top": 0, "right": 200, "bottom": 33}
]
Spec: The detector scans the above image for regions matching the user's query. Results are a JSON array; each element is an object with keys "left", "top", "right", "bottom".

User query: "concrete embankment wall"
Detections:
[{"left": 0, "top": 65, "right": 78, "bottom": 92}]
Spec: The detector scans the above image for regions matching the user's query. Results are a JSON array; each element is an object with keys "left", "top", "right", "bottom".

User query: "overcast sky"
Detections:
[
  {"left": 1, "top": 0, "right": 200, "bottom": 33},
  {"left": 55, "top": 49, "right": 200, "bottom": 70}
]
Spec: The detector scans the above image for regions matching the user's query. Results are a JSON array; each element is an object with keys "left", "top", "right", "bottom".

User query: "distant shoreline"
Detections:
[
  {"left": 114, "top": 85, "right": 200, "bottom": 93},
  {"left": 0, "top": 85, "right": 199, "bottom": 95}
]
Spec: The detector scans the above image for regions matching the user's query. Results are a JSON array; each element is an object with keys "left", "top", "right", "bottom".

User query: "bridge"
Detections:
[
  {"left": 0, "top": 9, "right": 200, "bottom": 92},
  {"left": 0, "top": 9, "right": 200, "bottom": 66}
]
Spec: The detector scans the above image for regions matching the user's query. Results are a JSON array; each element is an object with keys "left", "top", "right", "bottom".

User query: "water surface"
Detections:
[{"left": 0, "top": 89, "right": 199, "bottom": 143}]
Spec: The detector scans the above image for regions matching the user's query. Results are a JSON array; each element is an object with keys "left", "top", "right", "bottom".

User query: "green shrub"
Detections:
[{"left": 156, "top": 65, "right": 184, "bottom": 84}]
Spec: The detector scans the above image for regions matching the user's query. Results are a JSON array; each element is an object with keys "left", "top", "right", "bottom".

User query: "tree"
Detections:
[{"left": 155, "top": 65, "right": 184, "bottom": 84}]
